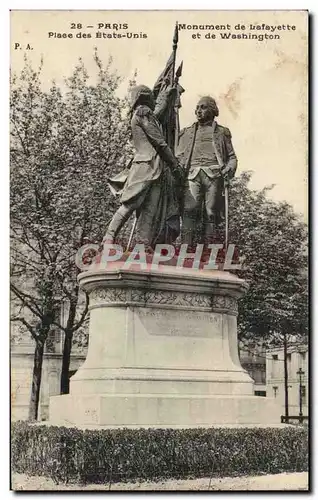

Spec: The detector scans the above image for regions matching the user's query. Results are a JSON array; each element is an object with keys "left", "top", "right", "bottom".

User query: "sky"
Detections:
[{"left": 10, "top": 10, "right": 308, "bottom": 219}]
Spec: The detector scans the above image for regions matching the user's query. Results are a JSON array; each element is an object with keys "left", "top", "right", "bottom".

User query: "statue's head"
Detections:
[
  {"left": 195, "top": 96, "right": 219, "bottom": 124},
  {"left": 130, "top": 85, "right": 155, "bottom": 111}
]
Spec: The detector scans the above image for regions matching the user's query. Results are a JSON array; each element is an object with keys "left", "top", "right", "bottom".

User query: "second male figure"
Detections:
[{"left": 176, "top": 96, "right": 237, "bottom": 247}]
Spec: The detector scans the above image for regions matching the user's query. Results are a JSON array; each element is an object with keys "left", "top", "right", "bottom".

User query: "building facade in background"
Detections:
[
  {"left": 11, "top": 330, "right": 85, "bottom": 421},
  {"left": 266, "top": 346, "right": 308, "bottom": 417}
]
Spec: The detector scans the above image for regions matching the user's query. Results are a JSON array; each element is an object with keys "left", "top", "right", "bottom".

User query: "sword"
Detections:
[
  {"left": 126, "top": 214, "right": 137, "bottom": 252},
  {"left": 224, "top": 176, "right": 229, "bottom": 251}
]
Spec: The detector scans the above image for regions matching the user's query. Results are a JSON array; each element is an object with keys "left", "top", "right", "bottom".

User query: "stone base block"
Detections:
[
  {"left": 50, "top": 393, "right": 281, "bottom": 427},
  {"left": 49, "top": 267, "right": 282, "bottom": 427}
]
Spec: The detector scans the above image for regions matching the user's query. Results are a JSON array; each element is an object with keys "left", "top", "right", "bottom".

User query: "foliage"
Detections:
[
  {"left": 10, "top": 53, "right": 133, "bottom": 406},
  {"left": 10, "top": 52, "right": 132, "bottom": 332},
  {"left": 11, "top": 421, "right": 308, "bottom": 485},
  {"left": 228, "top": 171, "right": 308, "bottom": 345}
]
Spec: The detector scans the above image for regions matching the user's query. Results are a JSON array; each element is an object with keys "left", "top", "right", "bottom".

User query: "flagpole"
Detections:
[
  {"left": 169, "top": 21, "right": 179, "bottom": 153},
  {"left": 173, "top": 61, "right": 183, "bottom": 152},
  {"left": 172, "top": 21, "right": 178, "bottom": 86}
]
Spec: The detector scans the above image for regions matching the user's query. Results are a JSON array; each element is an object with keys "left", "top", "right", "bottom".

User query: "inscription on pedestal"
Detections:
[
  {"left": 84, "top": 408, "right": 98, "bottom": 423},
  {"left": 136, "top": 308, "right": 221, "bottom": 338}
]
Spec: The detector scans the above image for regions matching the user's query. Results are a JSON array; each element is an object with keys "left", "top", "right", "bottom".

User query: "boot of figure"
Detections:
[
  {"left": 103, "top": 205, "right": 132, "bottom": 244},
  {"left": 204, "top": 210, "right": 217, "bottom": 246}
]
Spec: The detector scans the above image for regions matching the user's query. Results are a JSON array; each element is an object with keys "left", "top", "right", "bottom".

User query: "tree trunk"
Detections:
[
  {"left": 60, "top": 331, "right": 73, "bottom": 394},
  {"left": 28, "top": 339, "right": 45, "bottom": 421},
  {"left": 60, "top": 295, "right": 78, "bottom": 394},
  {"left": 283, "top": 333, "right": 289, "bottom": 418}
]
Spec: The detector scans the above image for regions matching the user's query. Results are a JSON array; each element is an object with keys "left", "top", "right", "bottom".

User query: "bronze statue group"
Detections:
[{"left": 104, "top": 84, "right": 237, "bottom": 255}]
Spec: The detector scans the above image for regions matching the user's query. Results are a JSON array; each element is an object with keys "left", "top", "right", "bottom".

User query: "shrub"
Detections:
[{"left": 11, "top": 422, "right": 308, "bottom": 485}]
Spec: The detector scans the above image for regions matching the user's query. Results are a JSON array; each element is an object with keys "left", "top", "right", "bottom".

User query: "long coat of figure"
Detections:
[
  {"left": 176, "top": 96, "right": 238, "bottom": 246},
  {"left": 105, "top": 85, "right": 180, "bottom": 249}
]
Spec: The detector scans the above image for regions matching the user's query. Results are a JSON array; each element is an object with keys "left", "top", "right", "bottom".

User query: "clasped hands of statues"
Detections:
[{"left": 168, "top": 161, "right": 233, "bottom": 192}]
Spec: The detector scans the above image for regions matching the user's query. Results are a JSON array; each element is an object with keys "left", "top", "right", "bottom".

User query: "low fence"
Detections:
[{"left": 281, "top": 415, "right": 309, "bottom": 424}]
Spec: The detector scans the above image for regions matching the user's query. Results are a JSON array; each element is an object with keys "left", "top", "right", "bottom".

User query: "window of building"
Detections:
[
  {"left": 273, "top": 386, "right": 278, "bottom": 397},
  {"left": 300, "top": 352, "right": 306, "bottom": 360},
  {"left": 260, "top": 369, "right": 266, "bottom": 385},
  {"left": 272, "top": 354, "right": 278, "bottom": 361},
  {"left": 254, "top": 390, "right": 266, "bottom": 397},
  {"left": 287, "top": 353, "right": 292, "bottom": 362},
  {"left": 250, "top": 366, "right": 266, "bottom": 385},
  {"left": 45, "top": 329, "right": 58, "bottom": 353}
]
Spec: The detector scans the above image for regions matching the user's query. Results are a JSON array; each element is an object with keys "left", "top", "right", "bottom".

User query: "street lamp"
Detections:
[{"left": 296, "top": 367, "right": 305, "bottom": 422}]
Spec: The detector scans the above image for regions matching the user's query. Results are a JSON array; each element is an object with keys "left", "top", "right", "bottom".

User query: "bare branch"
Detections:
[
  {"left": 10, "top": 316, "right": 37, "bottom": 340},
  {"left": 10, "top": 283, "right": 43, "bottom": 318}
]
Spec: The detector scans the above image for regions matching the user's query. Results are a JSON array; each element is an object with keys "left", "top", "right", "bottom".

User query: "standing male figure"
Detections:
[
  {"left": 104, "top": 85, "right": 180, "bottom": 250},
  {"left": 176, "top": 96, "right": 237, "bottom": 247}
]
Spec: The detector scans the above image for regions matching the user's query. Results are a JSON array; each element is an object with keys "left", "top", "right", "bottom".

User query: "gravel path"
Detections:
[{"left": 11, "top": 472, "right": 308, "bottom": 491}]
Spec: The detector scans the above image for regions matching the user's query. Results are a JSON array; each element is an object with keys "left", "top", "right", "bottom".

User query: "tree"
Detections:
[
  {"left": 228, "top": 171, "right": 308, "bottom": 347},
  {"left": 10, "top": 53, "right": 133, "bottom": 418},
  {"left": 50, "top": 52, "right": 133, "bottom": 394},
  {"left": 10, "top": 59, "right": 66, "bottom": 420},
  {"left": 227, "top": 173, "right": 307, "bottom": 416}
]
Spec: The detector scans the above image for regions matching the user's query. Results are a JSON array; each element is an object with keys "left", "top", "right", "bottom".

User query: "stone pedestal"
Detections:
[{"left": 50, "top": 265, "right": 281, "bottom": 426}]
